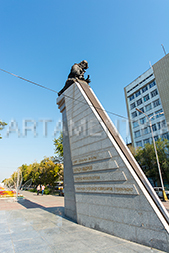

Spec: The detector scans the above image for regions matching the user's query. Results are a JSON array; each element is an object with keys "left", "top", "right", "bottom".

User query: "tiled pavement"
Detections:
[{"left": 0, "top": 191, "right": 168, "bottom": 253}]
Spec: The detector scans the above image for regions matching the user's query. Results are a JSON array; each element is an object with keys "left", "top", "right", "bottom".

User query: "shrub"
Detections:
[
  {"left": 44, "top": 187, "right": 51, "bottom": 195},
  {"left": 29, "top": 188, "right": 36, "bottom": 192}
]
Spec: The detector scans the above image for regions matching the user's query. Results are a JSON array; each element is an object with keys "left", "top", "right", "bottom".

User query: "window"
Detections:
[
  {"left": 151, "top": 89, "right": 158, "bottom": 98},
  {"left": 134, "top": 130, "right": 141, "bottom": 138},
  {"left": 137, "top": 98, "right": 142, "bottom": 106},
  {"left": 142, "top": 85, "right": 148, "bottom": 93},
  {"left": 145, "top": 103, "right": 152, "bottom": 112},
  {"left": 140, "top": 117, "right": 146, "bottom": 124},
  {"left": 157, "top": 121, "right": 166, "bottom": 130},
  {"left": 154, "top": 135, "right": 159, "bottom": 141},
  {"left": 161, "top": 132, "right": 169, "bottom": 140},
  {"left": 148, "top": 113, "right": 155, "bottom": 120},
  {"left": 157, "top": 122, "right": 161, "bottom": 130},
  {"left": 149, "top": 81, "right": 156, "bottom": 88},
  {"left": 155, "top": 109, "right": 163, "bottom": 118},
  {"left": 161, "top": 120, "right": 166, "bottom": 128},
  {"left": 153, "top": 99, "right": 160, "bottom": 108},
  {"left": 138, "top": 107, "right": 144, "bottom": 115},
  {"left": 152, "top": 124, "right": 157, "bottom": 132},
  {"left": 129, "top": 94, "right": 135, "bottom": 101},
  {"left": 131, "top": 111, "right": 137, "bottom": 118},
  {"left": 135, "top": 90, "right": 141, "bottom": 97},
  {"left": 136, "top": 141, "right": 142, "bottom": 147},
  {"left": 143, "top": 94, "right": 150, "bottom": 102},
  {"left": 142, "top": 127, "right": 149, "bottom": 135},
  {"left": 143, "top": 138, "right": 150, "bottom": 145},
  {"left": 127, "top": 85, "right": 139, "bottom": 94},
  {"left": 133, "top": 121, "right": 139, "bottom": 128},
  {"left": 130, "top": 102, "right": 136, "bottom": 110},
  {"left": 127, "top": 74, "right": 153, "bottom": 93}
]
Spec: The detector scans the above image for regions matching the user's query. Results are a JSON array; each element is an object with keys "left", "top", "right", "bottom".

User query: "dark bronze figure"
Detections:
[{"left": 58, "top": 60, "right": 90, "bottom": 96}]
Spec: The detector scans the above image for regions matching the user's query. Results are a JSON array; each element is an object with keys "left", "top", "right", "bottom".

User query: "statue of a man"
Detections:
[
  {"left": 58, "top": 60, "right": 91, "bottom": 96},
  {"left": 68, "top": 60, "right": 90, "bottom": 84}
]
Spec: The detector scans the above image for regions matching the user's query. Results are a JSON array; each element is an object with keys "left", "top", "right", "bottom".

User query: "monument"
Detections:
[{"left": 57, "top": 61, "right": 169, "bottom": 251}]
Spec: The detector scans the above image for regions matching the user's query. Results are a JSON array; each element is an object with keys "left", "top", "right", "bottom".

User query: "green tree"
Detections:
[
  {"left": 53, "top": 132, "right": 64, "bottom": 181},
  {"left": 134, "top": 138, "right": 169, "bottom": 186},
  {"left": 54, "top": 132, "right": 63, "bottom": 158},
  {"left": 3, "top": 177, "right": 14, "bottom": 188},
  {"left": 2, "top": 156, "right": 64, "bottom": 192},
  {"left": 0, "top": 121, "right": 7, "bottom": 139},
  {"left": 18, "top": 157, "right": 62, "bottom": 187},
  {"left": 39, "top": 157, "right": 60, "bottom": 186},
  {"left": 19, "top": 164, "right": 29, "bottom": 183}
]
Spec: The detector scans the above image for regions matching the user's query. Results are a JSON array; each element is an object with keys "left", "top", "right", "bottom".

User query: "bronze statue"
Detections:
[{"left": 58, "top": 60, "right": 90, "bottom": 96}]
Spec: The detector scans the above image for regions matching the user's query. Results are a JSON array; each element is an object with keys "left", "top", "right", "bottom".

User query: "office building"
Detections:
[{"left": 124, "top": 53, "right": 169, "bottom": 148}]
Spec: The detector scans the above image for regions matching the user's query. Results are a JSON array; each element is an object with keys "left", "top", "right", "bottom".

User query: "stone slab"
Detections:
[
  {"left": 74, "top": 171, "right": 127, "bottom": 182},
  {"left": 72, "top": 150, "right": 112, "bottom": 165},
  {"left": 75, "top": 183, "right": 139, "bottom": 195}
]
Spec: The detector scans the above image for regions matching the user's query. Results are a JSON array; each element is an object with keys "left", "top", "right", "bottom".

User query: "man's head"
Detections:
[{"left": 80, "top": 60, "right": 88, "bottom": 69}]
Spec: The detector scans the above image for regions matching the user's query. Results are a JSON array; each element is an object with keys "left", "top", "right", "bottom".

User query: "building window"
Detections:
[
  {"left": 143, "top": 138, "right": 150, "bottom": 145},
  {"left": 142, "top": 127, "right": 149, "bottom": 135},
  {"left": 153, "top": 99, "right": 160, "bottom": 108},
  {"left": 149, "top": 81, "right": 156, "bottom": 88},
  {"left": 138, "top": 107, "right": 144, "bottom": 115},
  {"left": 137, "top": 98, "right": 142, "bottom": 106},
  {"left": 130, "top": 102, "right": 136, "bottom": 110},
  {"left": 143, "top": 94, "right": 150, "bottom": 102},
  {"left": 151, "top": 89, "right": 158, "bottom": 98},
  {"left": 152, "top": 124, "right": 157, "bottom": 132},
  {"left": 145, "top": 103, "right": 152, "bottom": 112},
  {"left": 154, "top": 135, "right": 158, "bottom": 141},
  {"left": 157, "top": 121, "right": 166, "bottom": 130},
  {"left": 162, "top": 120, "right": 166, "bottom": 128},
  {"left": 133, "top": 121, "right": 139, "bottom": 128},
  {"left": 134, "top": 130, "right": 141, "bottom": 138},
  {"left": 161, "top": 132, "right": 169, "bottom": 140},
  {"left": 127, "top": 84, "right": 139, "bottom": 94},
  {"left": 157, "top": 122, "right": 161, "bottom": 130},
  {"left": 155, "top": 109, "right": 163, "bottom": 118},
  {"left": 142, "top": 85, "right": 148, "bottom": 93},
  {"left": 136, "top": 141, "right": 142, "bottom": 147},
  {"left": 135, "top": 90, "right": 141, "bottom": 97},
  {"left": 131, "top": 111, "right": 137, "bottom": 118},
  {"left": 148, "top": 113, "right": 155, "bottom": 120},
  {"left": 129, "top": 94, "right": 135, "bottom": 101},
  {"left": 140, "top": 117, "right": 146, "bottom": 124}
]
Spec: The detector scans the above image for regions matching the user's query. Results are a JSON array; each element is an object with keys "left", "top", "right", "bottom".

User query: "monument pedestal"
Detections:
[{"left": 57, "top": 81, "right": 169, "bottom": 252}]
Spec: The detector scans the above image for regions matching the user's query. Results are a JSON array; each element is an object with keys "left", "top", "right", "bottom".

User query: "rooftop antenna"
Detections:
[
  {"left": 149, "top": 61, "right": 153, "bottom": 70},
  {"left": 161, "top": 44, "right": 166, "bottom": 56}
]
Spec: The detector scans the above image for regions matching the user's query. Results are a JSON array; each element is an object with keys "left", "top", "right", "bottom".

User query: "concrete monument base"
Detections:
[{"left": 57, "top": 81, "right": 169, "bottom": 252}]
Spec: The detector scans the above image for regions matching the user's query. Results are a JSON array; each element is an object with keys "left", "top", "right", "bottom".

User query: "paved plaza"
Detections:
[{"left": 0, "top": 191, "right": 168, "bottom": 253}]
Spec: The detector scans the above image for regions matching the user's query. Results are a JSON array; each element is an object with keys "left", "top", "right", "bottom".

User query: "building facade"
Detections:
[{"left": 124, "top": 53, "right": 169, "bottom": 148}]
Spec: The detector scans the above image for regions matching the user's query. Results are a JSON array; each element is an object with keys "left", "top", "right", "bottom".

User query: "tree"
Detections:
[
  {"left": 53, "top": 132, "right": 63, "bottom": 159},
  {"left": 19, "top": 164, "right": 29, "bottom": 182},
  {"left": 3, "top": 177, "right": 14, "bottom": 188},
  {"left": 39, "top": 157, "right": 60, "bottom": 186},
  {"left": 134, "top": 138, "right": 169, "bottom": 186},
  {"left": 16, "top": 157, "right": 63, "bottom": 188},
  {"left": 53, "top": 132, "right": 64, "bottom": 181},
  {"left": 0, "top": 121, "right": 7, "bottom": 139}
]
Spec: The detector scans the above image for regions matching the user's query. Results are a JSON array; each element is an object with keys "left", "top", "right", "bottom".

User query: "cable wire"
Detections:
[
  {"left": 0, "top": 68, "right": 57, "bottom": 94},
  {"left": 0, "top": 67, "right": 130, "bottom": 121}
]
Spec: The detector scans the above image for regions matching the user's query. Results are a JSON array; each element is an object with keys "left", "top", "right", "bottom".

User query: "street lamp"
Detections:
[{"left": 136, "top": 108, "right": 168, "bottom": 201}]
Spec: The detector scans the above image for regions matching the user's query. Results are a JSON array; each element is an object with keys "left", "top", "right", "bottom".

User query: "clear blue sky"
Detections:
[{"left": 0, "top": 0, "right": 168, "bottom": 182}]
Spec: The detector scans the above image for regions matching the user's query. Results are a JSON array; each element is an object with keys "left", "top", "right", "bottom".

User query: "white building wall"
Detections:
[{"left": 124, "top": 56, "right": 169, "bottom": 148}]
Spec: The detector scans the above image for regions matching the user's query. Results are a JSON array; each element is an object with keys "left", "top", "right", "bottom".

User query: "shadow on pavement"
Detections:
[
  {"left": 17, "top": 198, "right": 66, "bottom": 218},
  {"left": 17, "top": 198, "right": 44, "bottom": 209}
]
